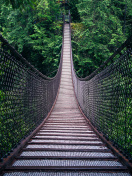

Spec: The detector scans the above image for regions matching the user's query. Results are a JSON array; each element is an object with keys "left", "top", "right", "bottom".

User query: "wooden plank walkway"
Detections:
[{"left": 2, "top": 24, "right": 131, "bottom": 175}]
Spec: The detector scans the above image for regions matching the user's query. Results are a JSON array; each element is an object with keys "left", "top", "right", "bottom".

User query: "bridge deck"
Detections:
[{"left": 3, "top": 24, "right": 131, "bottom": 175}]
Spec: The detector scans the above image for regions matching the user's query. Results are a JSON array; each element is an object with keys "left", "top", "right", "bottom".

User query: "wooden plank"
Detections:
[{"left": 6, "top": 166, "right": 127, "bottom": 171}]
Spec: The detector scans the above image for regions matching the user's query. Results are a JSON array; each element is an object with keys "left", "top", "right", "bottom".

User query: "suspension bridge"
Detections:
[{"left": 0, "top": 18, "right": 132, "bottom": 175}]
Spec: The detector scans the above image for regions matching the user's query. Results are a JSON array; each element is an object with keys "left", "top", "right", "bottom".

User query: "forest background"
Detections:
[{"left": 0, "top": 0, "right": 132, "bottom": 77}]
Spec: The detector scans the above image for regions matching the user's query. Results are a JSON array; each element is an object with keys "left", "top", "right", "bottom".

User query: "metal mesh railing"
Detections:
[
  {"left": 0, "top": 29, "right": 63, "bottom": 161},
  {"left": 70, "top": 24, "right": 132, "bottom": 161}
]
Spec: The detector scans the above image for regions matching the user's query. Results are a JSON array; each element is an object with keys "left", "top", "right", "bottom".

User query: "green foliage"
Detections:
[
  {"left": 0, "top": 0, "right": 62, "bottom": 77},
  {"left": 71, "top": 0, "right": 132, "bottom": 78},
  {"left": 1, "top": 0, "right": 36, "bottom": 9},
  {"left": 29, "top": 23, "right": 62, "bottom": 75}
]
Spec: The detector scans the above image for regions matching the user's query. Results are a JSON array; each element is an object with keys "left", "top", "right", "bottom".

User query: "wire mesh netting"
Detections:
[
  {"left": 71, "top": 30, "right": 132, "bottom": 161},
  {"left": 0, "top": 34, "right": 63, "bottom": 161}
]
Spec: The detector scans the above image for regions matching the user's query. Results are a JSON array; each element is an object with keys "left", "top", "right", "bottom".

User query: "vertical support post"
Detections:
[{"left": 69, "top": 10, "right": 71, "bottom": 23}]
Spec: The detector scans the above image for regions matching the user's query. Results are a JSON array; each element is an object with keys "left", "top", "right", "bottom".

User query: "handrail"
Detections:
[
  {"left": 0, "top": 18, "right": 65, "bottom": 162},
  {"left": 70, "top": 14, "right": 132, "bottom": 163}
]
